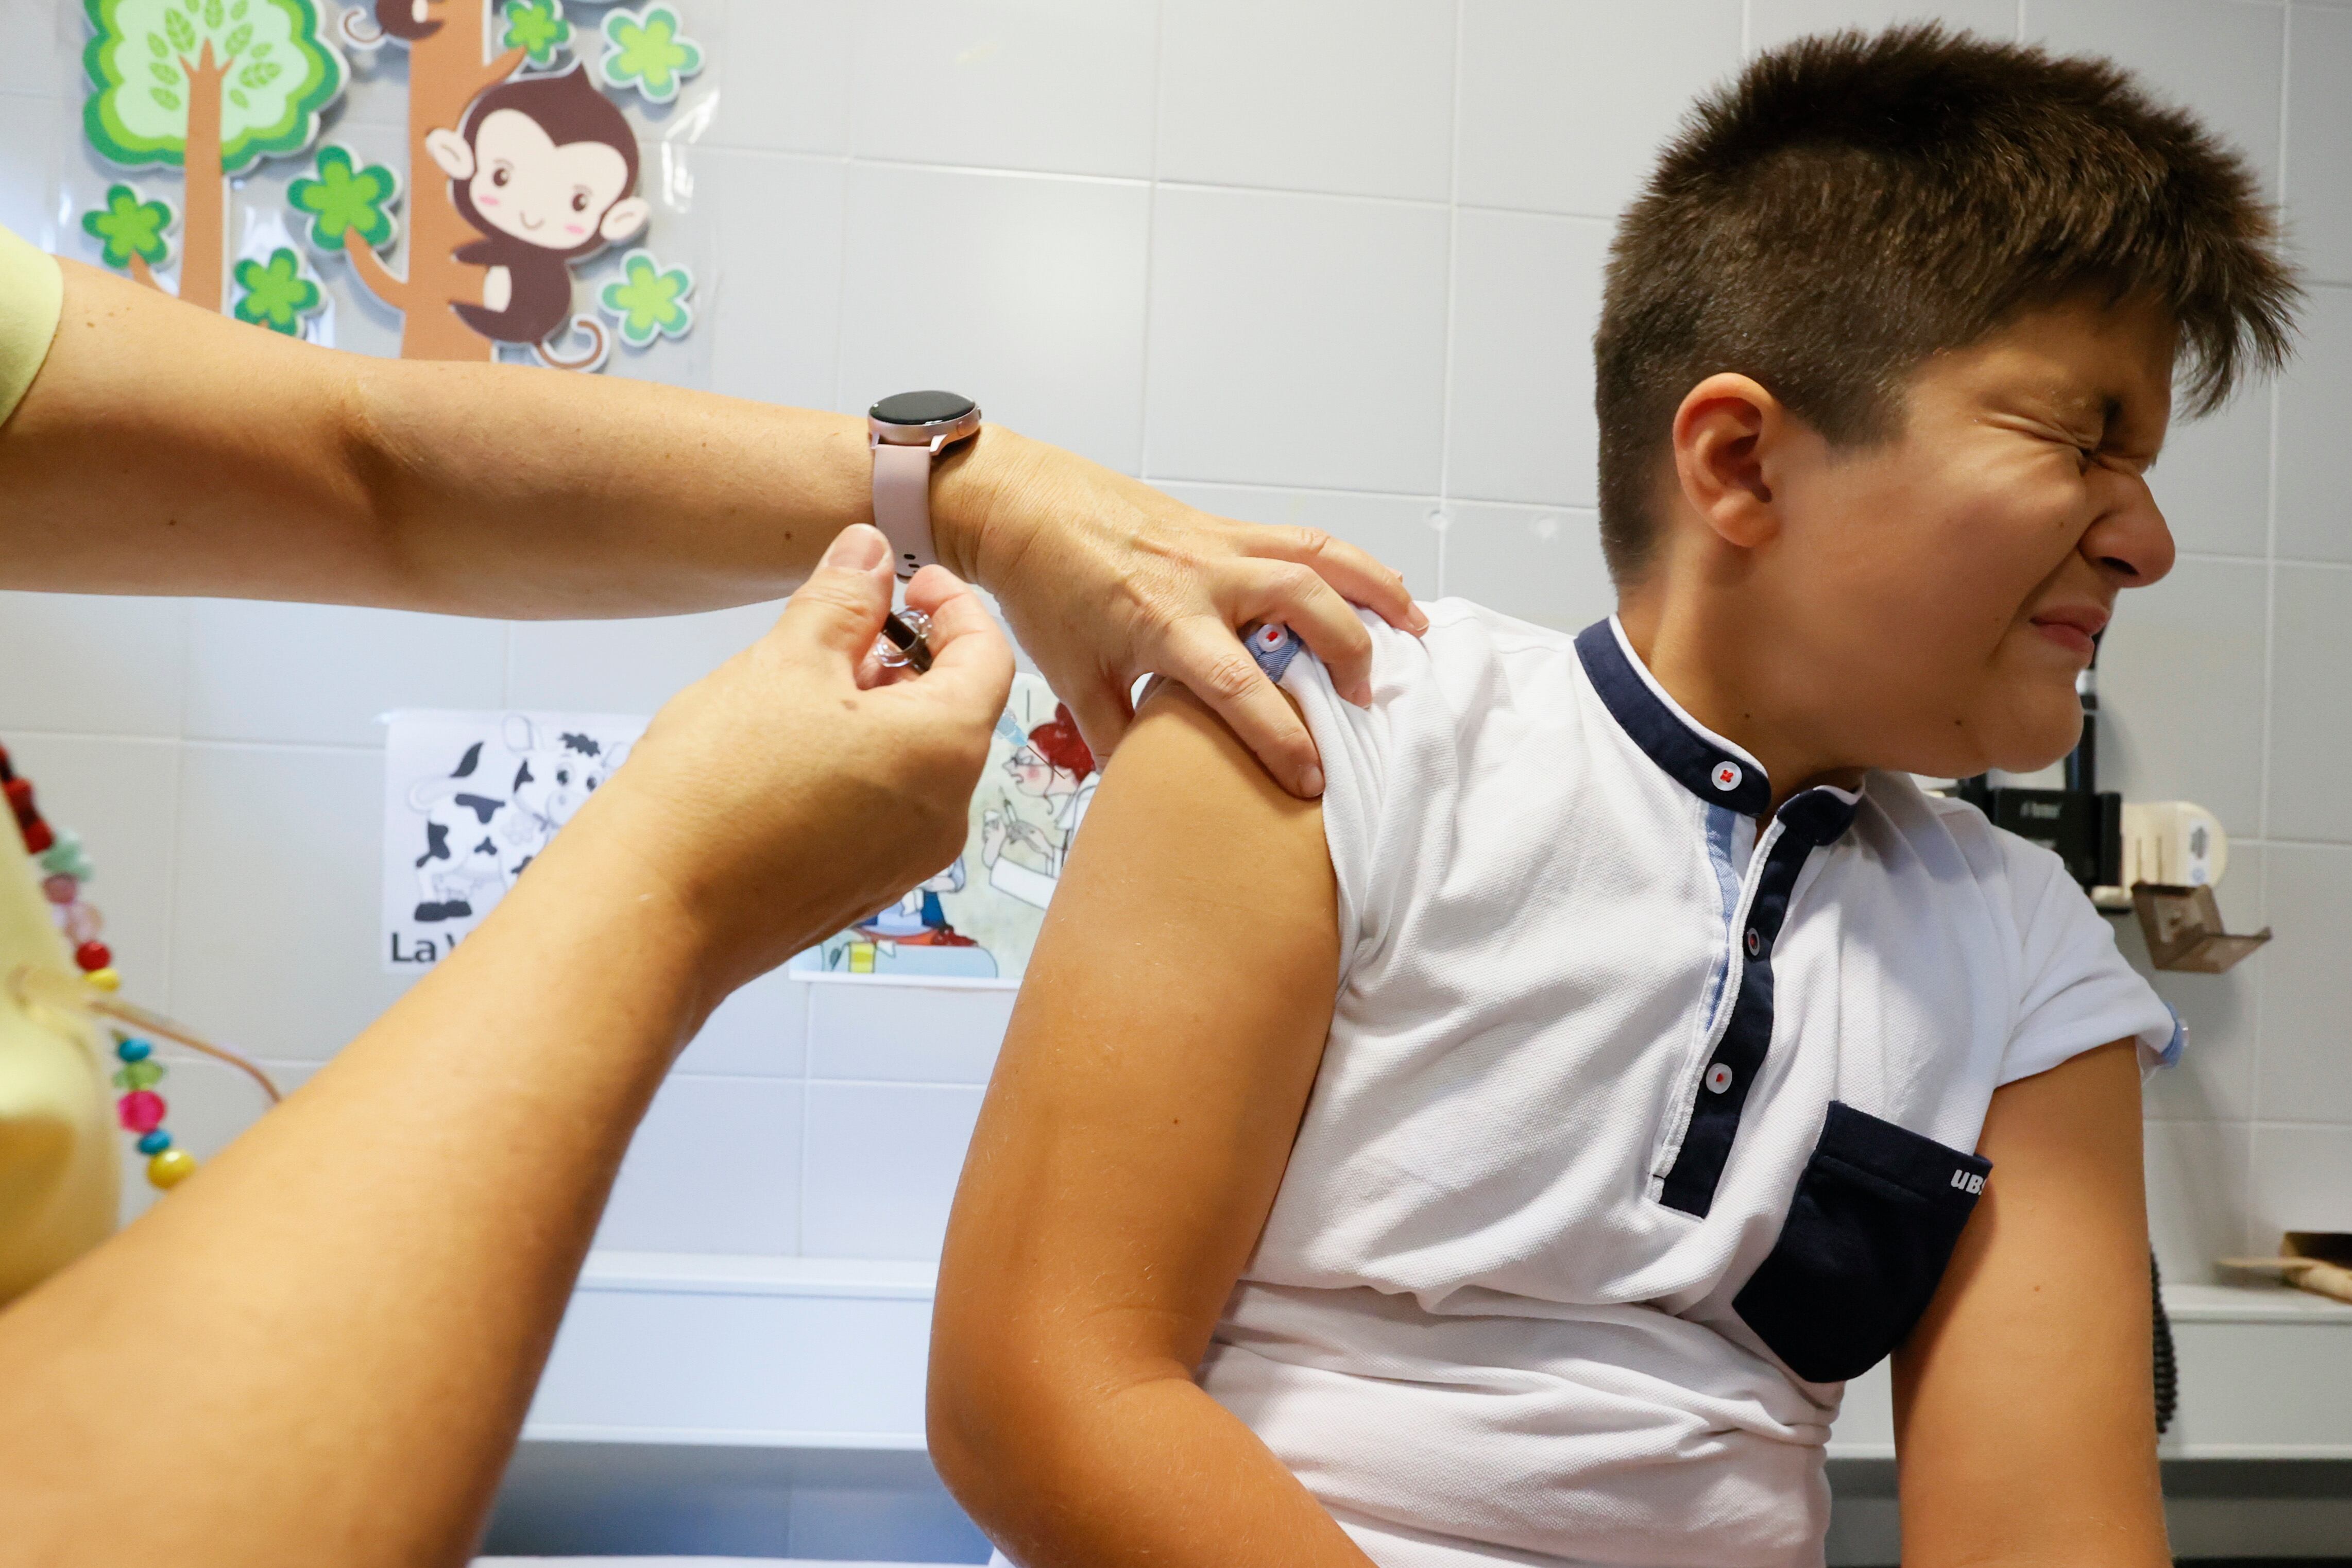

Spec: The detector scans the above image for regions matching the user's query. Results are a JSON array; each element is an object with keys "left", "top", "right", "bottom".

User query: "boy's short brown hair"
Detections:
[{"left": 1594, "top": 25, "right": 2297, "bottom": 583}]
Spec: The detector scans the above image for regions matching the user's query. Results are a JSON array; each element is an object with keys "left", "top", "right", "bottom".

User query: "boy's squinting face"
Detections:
[{"left": 1762, "top": 293, "right": 2178, "bottom": 779}]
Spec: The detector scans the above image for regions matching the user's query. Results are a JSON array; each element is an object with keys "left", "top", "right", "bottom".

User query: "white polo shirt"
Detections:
[{"left": 1195, "top": 602, "right": 2177, "bottom": 1568}]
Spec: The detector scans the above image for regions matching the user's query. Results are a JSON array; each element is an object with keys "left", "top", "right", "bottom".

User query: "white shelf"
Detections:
[{"left": 530, "top": 1258, "right": 2352, "bottom": 1461}]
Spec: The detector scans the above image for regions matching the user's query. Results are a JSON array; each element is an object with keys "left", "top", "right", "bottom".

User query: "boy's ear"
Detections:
[{"left": 1671, "top": 373, "right": 1783, "bottom": 551}]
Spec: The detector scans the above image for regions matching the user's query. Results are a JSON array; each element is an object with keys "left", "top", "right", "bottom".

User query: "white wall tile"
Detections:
[
  {"left": 0, "top": 93, "right": 55, "bottom": 246},
  {"left": 699, "top": 150, "right": 843, "bottom": 413},
  {"left": 1456, "top": 0, "right": 1743, "bottom": 219},
  {"left": 2143, "top": 1119, "right": 2255, "bottom": 1280},
  {"left": 1145, "top": 186, "right": 1448, "bottom": 492},
  {"left": 707, "top": 0, "right": 852, "bottom": 156},
  {"left": 181, "top": 601, "right": 506, "bottom": 747},
  {"left": 806, "top": 982, "right": 1013, "bottom": 1084},
  {"left": 1151, "top": 482, "right": 1444, "bottom": 598},
  {"left": 2250, "top": 1122, "right": 2352, "bottom": 1238},
  {"left": 168, "top": 744, "right": 416, "bottom": 1061},
  {"left": 2288, "top": 2, "right": 2352, "bottom": 286},
  {"left": 2154, "top": 387, "right": 2271, "bottom": 560},
  {"left": 506, "top": 601, "right": 779, "bottom": 717},
  {"left": 851, "top": 1, "right": 1156, "bottom": 180},
  {"left": 1446, "top": 209, "right": 1608, "bottom": 508},
  {"left": 800, "top": 1081, "right": 983, "bottom": 1259},
  {"left": 1438, "top": 503, "right": 1616, "bottom": 632},
  {"left": 839, "top": 163, "right": 1150, "bottom": 472},
  {"left": 2097, "top": 556, "right": 2268, "bottom": 841},
  {"left": 0, "top": 0, "right": 63, "bottom": 97},
  {"left": 1747, "top": 0, "right": 2019, "bottom": 53},
  {"left": 329, "top": 37, "right": 410, "bottom": 134},
  {"left": 595, "top": 1075, "right": 803, "bottom": 1255},
  {"left": 2265, "top": 566, "right": 2352, "bottom": 843},
  {"left": 0, "top": 592, "right": 188, "bottom": 737},
  {"left": 2024, "top": 0, "right": 2284, "bottom": 196},
  {"left": 2275, "top": 284, "right": 2352, "bottom": 564},
  {"left": 1157, "top": 0, "right": 1454, "bottom": 201},
  {"left": 676, "top": 967, "right": 809, "bottom": 1077},
  {"left": 2119, "top": 843, "right": 2262, "bottom": 1122},
  {"left": 2256, "top": 843, "right": 2352, "bottom": 1123},
  {"left": 0, "top": 734, "right": 177, "bottom": 1004}
]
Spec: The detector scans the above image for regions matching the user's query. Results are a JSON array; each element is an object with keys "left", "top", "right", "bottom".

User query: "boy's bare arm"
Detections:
[
  {"left": 1891, "top": 1041, "right": 2170, "bottom": 1566},
  {"left": 929, "top": 684, "right": 1375, "bottom": 1567}
]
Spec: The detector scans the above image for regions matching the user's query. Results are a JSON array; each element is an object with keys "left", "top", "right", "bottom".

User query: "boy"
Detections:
[{"left": 928, "top": 27, "right": 2296, "bottom": 1568}]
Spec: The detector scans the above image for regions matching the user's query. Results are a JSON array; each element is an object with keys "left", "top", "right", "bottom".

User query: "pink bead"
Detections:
[
  {"left": 42, "top": 874, "right": 78, "bottom": 905},
  {"left": 62, "top": 904, "right": 104, "bottom": 944},
  {"left": 117, "top": 1089, "right": 166, "bottom": 1134}
]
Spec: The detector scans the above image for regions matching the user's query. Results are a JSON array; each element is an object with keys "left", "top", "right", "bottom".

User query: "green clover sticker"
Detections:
[
  {"left": 596, "top": 249, "right": 694, "bottom": 347},
  {"left": 597, "top": 4, "right": 703, "bottom": 105},
  {"left": 81, "top": 183, "right": 178, "bottom": 272},
  {"left": 502, "top": 0, "right": 572, "bottom": 67},
  {"left": 287, "top": 143, "right": 400, "bottom": 253},
  {"left": 232, "top": 247, "right": 325, "bottom": 335}
]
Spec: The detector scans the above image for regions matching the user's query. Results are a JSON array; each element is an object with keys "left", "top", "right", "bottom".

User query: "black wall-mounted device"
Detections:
[{"left": 1954, "top": 645, "right": 2120, "bottom": 894}]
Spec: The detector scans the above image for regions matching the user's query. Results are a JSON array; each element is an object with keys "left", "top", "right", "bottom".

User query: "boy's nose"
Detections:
[{"left": 2080, "top": 478, "right": 2175, "bottom": 589}]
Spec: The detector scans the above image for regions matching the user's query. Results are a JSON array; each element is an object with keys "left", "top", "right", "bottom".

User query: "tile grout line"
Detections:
[
  {"left": 2248, "top": 0, "right": 2293, "bottom": 1251},
  {"left": 1434, "top": 0, "right": 1469, "bottom": 596},
  {"left": 1135, "top": 0, "right": 1169, "bottom": 482},
  {"left": 156, "top": 734, "right": 185, "bottom": 1019},
  {"left": 795, "top": 981, "right": 815, "bottom": 1257}
]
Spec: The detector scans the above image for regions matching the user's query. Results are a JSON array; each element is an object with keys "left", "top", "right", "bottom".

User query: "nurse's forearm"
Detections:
[
  {"left": 0, "top": 259, "right": 1024, "bottom": 616},
  {"left": 0, "top": 809, "right": 708, "bottom": 1566}
]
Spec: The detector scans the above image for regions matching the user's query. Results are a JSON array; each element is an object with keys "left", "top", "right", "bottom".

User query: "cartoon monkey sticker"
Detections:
[{"left": 423, "top": 67, "right": 650, "bottom": 369}]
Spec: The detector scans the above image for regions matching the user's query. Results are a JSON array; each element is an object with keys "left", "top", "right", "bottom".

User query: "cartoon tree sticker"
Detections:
[
  {"left": 288, "top": 142, "right": 399, "bottom": 252},
  {"left": 596, "top": 4, "right": 701, "bottom": 105},
  {"left": 80, "top": 182, "right": 179, "bottom": 286},
  {"left": 82, "top": 0, "right": 347, "bottom": 312},
  {"left": 501, "top": 0, "right": 570, "bottom": 69},
  {"left": 232, "top": 245, "right": 326, "bottom": 333},
  {"left": 596, "top": 249, "right": 692, "bottom": 347}
]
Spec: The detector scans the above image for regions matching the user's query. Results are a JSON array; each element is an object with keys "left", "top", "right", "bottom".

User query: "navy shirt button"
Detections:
[
  {"left": 1745, "top": 927, "right": 1761, "bottom": 957},
  {"left": 1705, "top": 1062, "right": 1735, "bottom": 1094}
]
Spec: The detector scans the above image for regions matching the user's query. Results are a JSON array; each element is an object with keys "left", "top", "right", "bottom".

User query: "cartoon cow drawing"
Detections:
[{"left": 408, "top": 717, "right": 622, "bottom": 922}]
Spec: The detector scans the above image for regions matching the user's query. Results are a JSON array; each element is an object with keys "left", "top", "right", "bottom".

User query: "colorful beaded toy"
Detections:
[{"left": 5, "top": 742, "right": 215, "bottom": 1191}]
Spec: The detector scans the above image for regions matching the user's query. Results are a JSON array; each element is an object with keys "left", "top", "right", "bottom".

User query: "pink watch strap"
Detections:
[{"left": 871, "top": 441, "right": 936, "bottom": 581}]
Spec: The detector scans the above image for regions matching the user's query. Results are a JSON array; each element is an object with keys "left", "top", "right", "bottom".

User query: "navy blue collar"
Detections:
[
  {"left": 1574, "top": 619, "right": 1771, "bottom": 815},
  {"left": 1573, "top": 619, "right": 1859, "bottom": 842}
]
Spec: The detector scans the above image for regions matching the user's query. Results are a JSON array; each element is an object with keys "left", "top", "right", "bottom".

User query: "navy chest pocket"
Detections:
[{"left": 1732, "top": 1102, "right": 1991, "bottom": 1385}]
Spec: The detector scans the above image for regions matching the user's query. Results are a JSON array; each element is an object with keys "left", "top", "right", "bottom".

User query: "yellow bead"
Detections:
[
  {"left": 146, "top": 1148, "right": 197, "bottom": 1189},
  {"left": 84, "top": 967, "right": 122, "bottom": 992}
]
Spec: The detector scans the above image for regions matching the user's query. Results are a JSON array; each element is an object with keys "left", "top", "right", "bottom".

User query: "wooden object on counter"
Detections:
[{"left": 2220, "top": 1234, "right": 2352, "bottom": 1305}]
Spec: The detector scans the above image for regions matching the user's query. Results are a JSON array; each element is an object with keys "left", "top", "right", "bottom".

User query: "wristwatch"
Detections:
[{"left": 868, "top": 390, "right": 983, "bottom": 581}]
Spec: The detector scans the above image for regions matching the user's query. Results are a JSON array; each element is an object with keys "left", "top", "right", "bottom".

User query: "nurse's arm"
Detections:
[
  {"left": 0, "top": 260, "right": 1420, "bottom": 799},
  {"left": 928, "top": 685, "right": 1375, "bottom": 1566},
  {"left": 1889, "top": 1041, "right": 2171, "bottom": 1566}
]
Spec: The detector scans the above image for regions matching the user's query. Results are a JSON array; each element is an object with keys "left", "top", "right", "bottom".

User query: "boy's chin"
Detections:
[{"left": 1976, "top": 709, "right": 2087, "bottom": 778}]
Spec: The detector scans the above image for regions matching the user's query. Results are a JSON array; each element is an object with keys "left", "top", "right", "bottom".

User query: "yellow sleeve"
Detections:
[{"left": 0, "top": 223, "right": 64, "bottom": 429}]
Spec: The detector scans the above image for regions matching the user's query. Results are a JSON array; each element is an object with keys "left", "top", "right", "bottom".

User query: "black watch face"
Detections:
[{"left": 871, "top": 389, "right": 976, "bottom": 425}]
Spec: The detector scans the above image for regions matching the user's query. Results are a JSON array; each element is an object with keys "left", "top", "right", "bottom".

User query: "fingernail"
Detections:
[
  {"left": 824, "top": 524, "right": 889, "bottom": 572},
  {"left": 1301, "top": 765, "right": 1324, "bottom": 796}
]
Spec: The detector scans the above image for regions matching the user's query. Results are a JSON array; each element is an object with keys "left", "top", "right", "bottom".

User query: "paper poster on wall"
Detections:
[
  {"left": 790, "top": 674, "right": 1095, "bottom": 988},
  {"left": 381, "top": 708, "right": 645, "bottom": 971}
]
